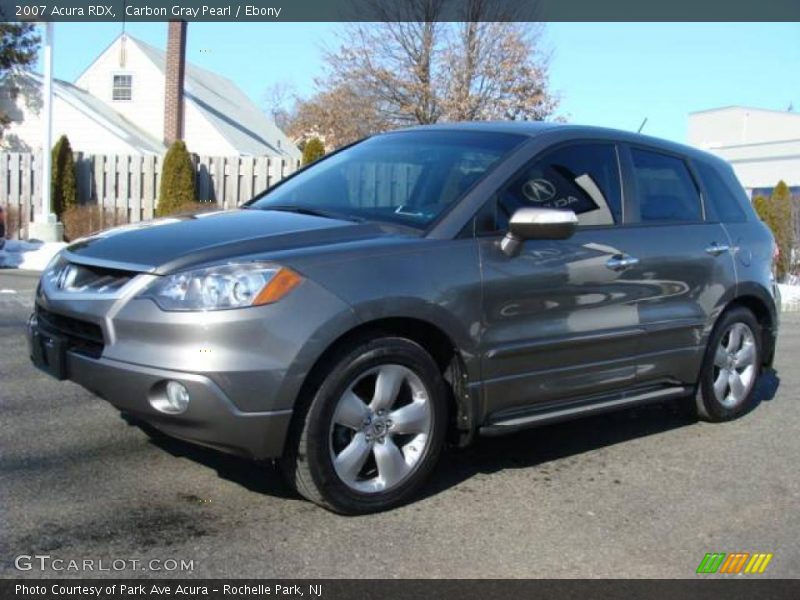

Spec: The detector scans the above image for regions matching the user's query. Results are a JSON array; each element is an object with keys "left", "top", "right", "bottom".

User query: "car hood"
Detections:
[{"left": 64, "top": 209, "right": 404, "bottom": 274}]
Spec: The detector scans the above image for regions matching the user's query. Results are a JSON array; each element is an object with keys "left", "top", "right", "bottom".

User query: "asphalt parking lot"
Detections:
[{"left": 1, "top": 269, "right": 798, "bottom": 579}]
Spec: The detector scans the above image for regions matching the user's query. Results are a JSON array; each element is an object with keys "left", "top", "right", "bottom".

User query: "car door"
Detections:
[
  {"left": 613, "top": 144, "right": 737, "bottom": 387},
  {"left": 478, "top": 141, "right": 655, "bottom": 417}
]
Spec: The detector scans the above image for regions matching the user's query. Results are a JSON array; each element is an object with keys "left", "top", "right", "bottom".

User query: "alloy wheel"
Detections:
[
  {"left": 328, "top": 364, "right": 433, "bottom": 493},
  {"left": 712, "top": 322, "right": 758, "bottom": 408}
]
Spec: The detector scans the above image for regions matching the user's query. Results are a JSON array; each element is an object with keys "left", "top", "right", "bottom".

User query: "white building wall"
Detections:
[
  {"left": 76, "top": 35, "right": 237, "bottom": 156},
  {"left": 183, "top": 101, "right": 237, "bottom": 156},
  {"left": 688, "top": 107, "right": 800, "bottom": 190},
  {"left": 0, "top": 89, "right": 143, "bottom": 154},
  {"left": 76, "top": 36, "right": 166, "bottom": 144}
]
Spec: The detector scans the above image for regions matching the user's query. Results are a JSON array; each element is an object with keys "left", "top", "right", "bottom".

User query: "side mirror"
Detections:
[{"left": 500, "top": 207, "right": 578, "bottom": 257}]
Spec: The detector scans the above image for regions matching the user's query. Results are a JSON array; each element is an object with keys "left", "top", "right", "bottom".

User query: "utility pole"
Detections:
[{"left": 30, "top": 22, "right": 63, "bottom": 242}]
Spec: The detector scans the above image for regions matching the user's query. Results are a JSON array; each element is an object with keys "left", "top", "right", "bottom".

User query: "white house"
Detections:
[
  {"left": 688, "top": 106, "right": 800, "bottom": 197},
  {"left": 0, "top": 71, "right": 165, "bottom": 154},
  {"left": 0, "top": 33, "right": 300, "bottom": 161}
]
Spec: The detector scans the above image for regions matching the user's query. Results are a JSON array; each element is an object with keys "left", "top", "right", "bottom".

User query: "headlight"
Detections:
[
  {"left": 42, "top": 252, "right": 67, "bottom": 287},
  {"left": 140, "top": 263, "right": 303, "bottom": 311}
]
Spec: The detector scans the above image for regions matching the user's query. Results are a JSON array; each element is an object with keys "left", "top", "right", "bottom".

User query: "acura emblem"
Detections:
[{"left": 521, "top": 178, "right": 557, "bottom": 203}]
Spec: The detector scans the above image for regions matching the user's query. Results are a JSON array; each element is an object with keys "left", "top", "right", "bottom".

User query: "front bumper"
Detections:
[
  {"left": 27, "top": 269, "right": 358, "bottom": 460},
  {"left": 72, "top": 352, "right": 292, "bottom": 458},
  {"left": 27, "top": 315, "right": 292, "bottom": 458}
]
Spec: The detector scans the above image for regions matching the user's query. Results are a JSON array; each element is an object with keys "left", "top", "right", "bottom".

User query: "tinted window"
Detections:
[
  {"left": 694, "top": 161, "right": 748, "bottom": 223},
  {"left": 631, "top": 149, "right": 701, "bottom": 223},
  {"left": 250, "top": 131, "right": 525, "bottom": 229},
  {"left": 492, "top": 143, "right": 622, "bottom": 231}
]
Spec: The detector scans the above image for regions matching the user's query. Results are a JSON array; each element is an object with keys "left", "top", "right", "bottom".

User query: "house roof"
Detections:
[
  {"left": 127, "top": 35, "right": 300, "bottom": 160},
  {"left": 689, "top": 105, "right": 800, "bottom": 118},
  {"left": 21, "top": 72, "right": 166, "bottom": 154}
]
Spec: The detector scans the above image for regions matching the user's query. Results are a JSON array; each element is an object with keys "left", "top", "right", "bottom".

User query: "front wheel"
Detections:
[
  {"left": 696, "top": 307, "right": 762, "bottom": 421},
  {"left": 281, "top": 337, "right": 448, "bottom": 514}
]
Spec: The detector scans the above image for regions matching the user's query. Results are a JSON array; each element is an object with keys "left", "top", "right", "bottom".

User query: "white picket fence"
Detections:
[{"left": 0, "top": 151, "right": 300, "bottom": 238}]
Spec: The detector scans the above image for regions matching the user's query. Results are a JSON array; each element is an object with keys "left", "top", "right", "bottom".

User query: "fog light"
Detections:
[{"left": 150, "top": 381, "right": 190, "bottom": 414}]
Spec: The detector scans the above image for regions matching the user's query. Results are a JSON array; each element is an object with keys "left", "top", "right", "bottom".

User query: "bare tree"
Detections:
[
  {"left": 442, "top": 20, "right": 556, "bottom": 121},
  {"left": 293, "top": 0, "right": 557, "bottom": 147},
  {"left": 262, "top": 80, "right": 297, "bottom": 132},
  {"left": 287, "top": 83, "right": 389, "bottom": 150},
  {"left": 328, "top": 0, "right": 448, "bottom": 125}
]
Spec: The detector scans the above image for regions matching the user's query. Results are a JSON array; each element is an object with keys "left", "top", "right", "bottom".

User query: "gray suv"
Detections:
[{"left": 27, "top": 123, "right": 779, "bottom": 514}]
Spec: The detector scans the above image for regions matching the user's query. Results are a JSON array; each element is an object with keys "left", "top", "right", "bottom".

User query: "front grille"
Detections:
[
  {"left": 51, "top": 262, "right": 134, "bottom": 294},
  {"left": 35, "top": 305, "right": 105, "bottom": 358}
]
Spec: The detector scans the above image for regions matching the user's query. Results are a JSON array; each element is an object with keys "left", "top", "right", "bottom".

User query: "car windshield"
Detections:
[{"left": 248, "top": 130, "right": 526, "bottom": 229}]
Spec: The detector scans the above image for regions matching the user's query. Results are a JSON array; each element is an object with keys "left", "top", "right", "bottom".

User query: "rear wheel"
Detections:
[
  {"left": 281, "top": 337, "right": 448, "bottom": 514},
  {"left": 696, "top": 307, "right": 761, "bottom": 421}
]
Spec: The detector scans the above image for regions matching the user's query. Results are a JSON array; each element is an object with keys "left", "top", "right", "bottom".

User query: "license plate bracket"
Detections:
[{"left": 30, "top": 326, "right": 68, "bottom": 380}]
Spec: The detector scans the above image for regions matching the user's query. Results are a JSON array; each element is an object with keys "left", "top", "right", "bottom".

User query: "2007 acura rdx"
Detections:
[{"left": 28, "top": 123, "right": 779, "bottom": 513}]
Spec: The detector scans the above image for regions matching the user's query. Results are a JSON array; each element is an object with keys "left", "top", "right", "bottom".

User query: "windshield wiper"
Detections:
[{"left": 261, "top": 205, "right": 364, "bottom": 223}]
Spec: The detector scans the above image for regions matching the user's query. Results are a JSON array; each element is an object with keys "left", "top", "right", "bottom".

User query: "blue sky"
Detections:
[{"left": 41, "top": 22, "right": 800, "bottom": 143}]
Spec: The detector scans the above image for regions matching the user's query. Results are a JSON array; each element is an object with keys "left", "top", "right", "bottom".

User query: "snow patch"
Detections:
[
  {"left": 0, "top": 239, "right": 67, "bottom": 271},
  {"left": 778, "top": 284, "right": 800, "bottom": 313}
]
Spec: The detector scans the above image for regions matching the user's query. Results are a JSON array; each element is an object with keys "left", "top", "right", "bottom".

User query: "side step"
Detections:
[{"left": 480, "top": 386, "right": 691, "bottom": 437}]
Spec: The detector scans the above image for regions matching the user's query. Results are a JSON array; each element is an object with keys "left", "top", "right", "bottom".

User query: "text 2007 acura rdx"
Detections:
[{"left": 28, "top": 123, "right": 779, "bottom": 513}]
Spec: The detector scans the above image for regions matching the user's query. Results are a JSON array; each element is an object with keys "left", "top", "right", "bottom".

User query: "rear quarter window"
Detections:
[{"left": 694, "top": 161, "right": 749, "bottom": 223}]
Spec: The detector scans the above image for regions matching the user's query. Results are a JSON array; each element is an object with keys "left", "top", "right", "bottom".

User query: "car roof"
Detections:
[{"left": 386, "top": 121, "right": 725, "bottom": 166}]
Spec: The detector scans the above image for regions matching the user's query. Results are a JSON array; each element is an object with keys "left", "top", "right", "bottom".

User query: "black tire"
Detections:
[
  {"left": 695, "top": 306, "right": 762, "bottom": 422},
  {"left": 280, "top": 337, "right": 448, "bottom": 514}
]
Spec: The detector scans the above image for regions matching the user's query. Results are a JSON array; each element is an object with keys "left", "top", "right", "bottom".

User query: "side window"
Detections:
[
  {"left": 694, "top": 161, "right": 748, "bottom": 223},
  {"left": 493, "top": 143, "right": 622, "bottom": 231},
  {"left": 630, "top": 149, "right": 701, "bottom": 223}
]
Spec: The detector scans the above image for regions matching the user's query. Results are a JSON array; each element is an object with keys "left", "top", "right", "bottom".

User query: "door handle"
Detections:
[
  {"left": 606, "top": 254, "right": 640, "bottom": 271},
  {"left": 705, "top": 243, "right": 730, "bottom": 257}
]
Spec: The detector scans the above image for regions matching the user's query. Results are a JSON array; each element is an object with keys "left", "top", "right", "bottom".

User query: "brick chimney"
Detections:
[{"left": 163, "top": 21, "right": 187, "bottom": 145}]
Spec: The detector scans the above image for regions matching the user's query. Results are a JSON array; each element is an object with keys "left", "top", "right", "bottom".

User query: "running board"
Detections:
[{"left": 480, "top": 386, "right": 691, "bottom": 437}]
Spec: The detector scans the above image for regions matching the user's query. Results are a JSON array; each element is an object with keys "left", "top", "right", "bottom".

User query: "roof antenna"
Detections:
[{"left": 637, "top": 117, "right": 648, "bottom": 134}]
